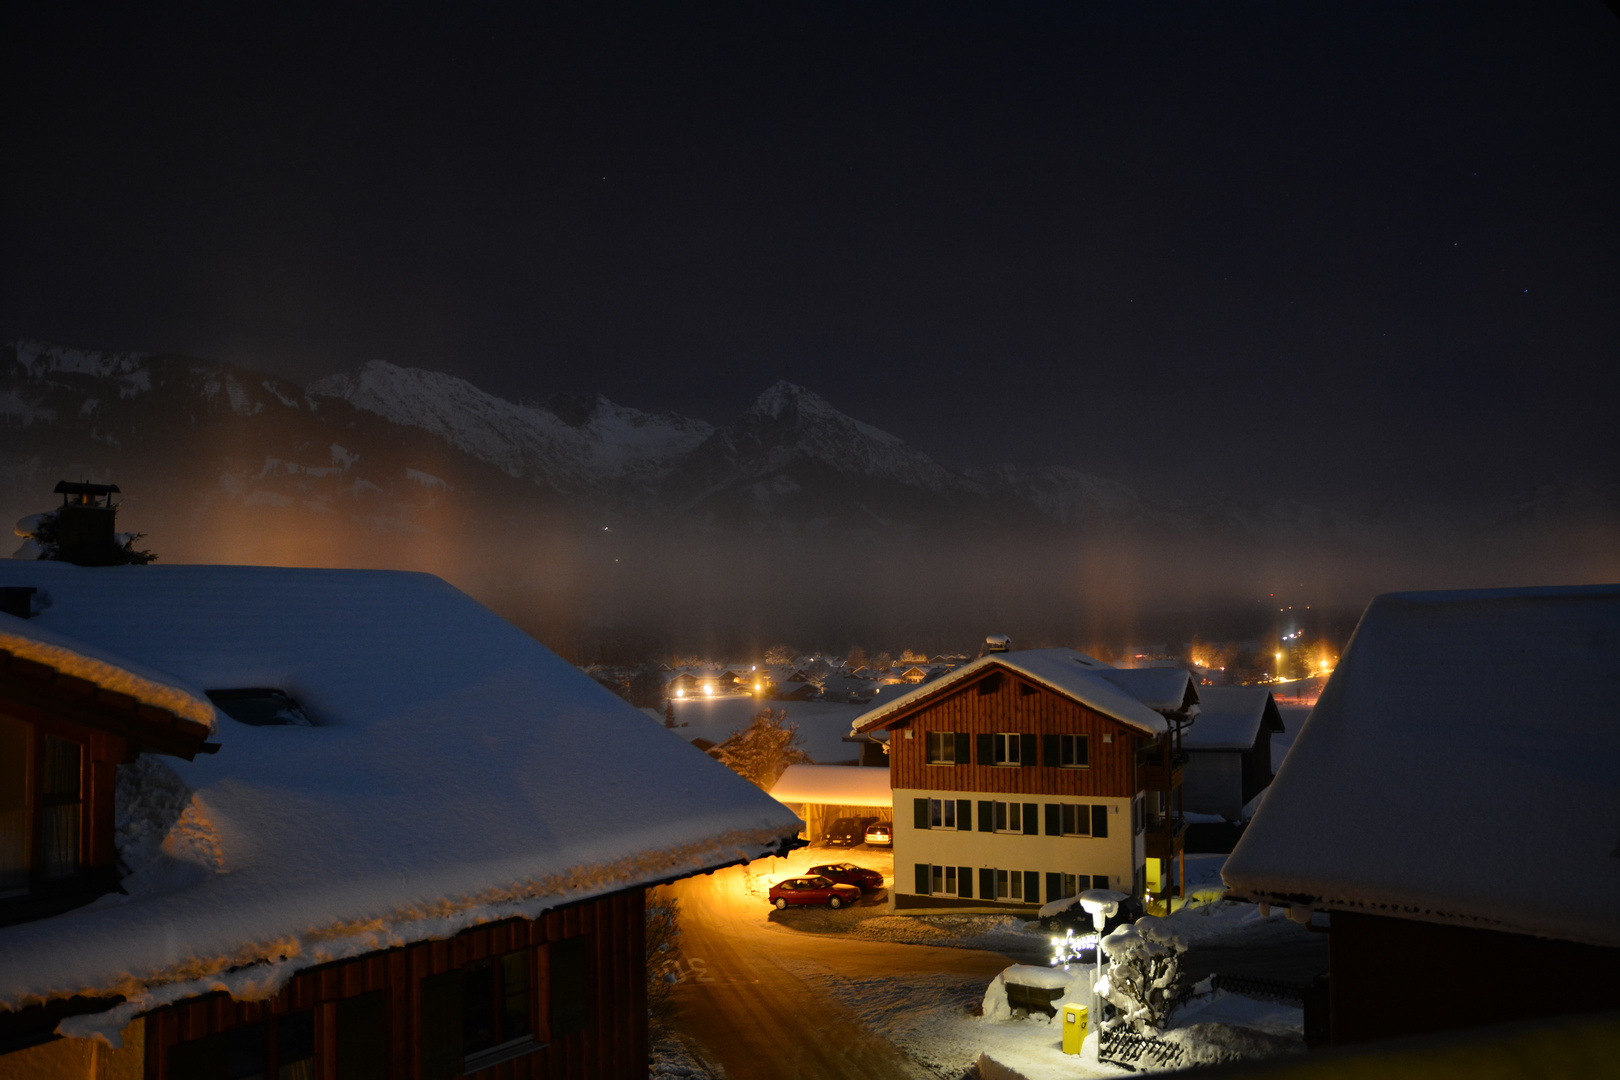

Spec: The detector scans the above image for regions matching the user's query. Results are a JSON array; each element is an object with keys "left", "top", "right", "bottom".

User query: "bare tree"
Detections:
[{"left": 713, "top": 708, "right": 810, "bottom": 789}]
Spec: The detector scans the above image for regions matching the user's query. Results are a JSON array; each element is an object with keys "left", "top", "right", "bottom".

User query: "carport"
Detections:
[{"left": 770, "top": 764, "right": 893, "bottom": 843}]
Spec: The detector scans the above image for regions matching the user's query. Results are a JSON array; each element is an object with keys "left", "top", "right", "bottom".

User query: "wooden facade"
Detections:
[
  {"left": 874, "top": 667, "right": 1144, "bottom": 798},
  {"left": 1, "top": 647, "right": 214, "bottom": 927},
  {"left": 1328, "top": 912, "right": 1620, "bottom": 1045},
  {"left": 143, "top": 889, "right": 647, "bottom": 1080}
]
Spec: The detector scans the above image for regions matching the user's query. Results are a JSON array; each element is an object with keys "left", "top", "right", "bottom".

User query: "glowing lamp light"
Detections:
[
  {"left": 703, "top": 683, "right": 714, "bottom": 696},
  {"left": 674, "top": 689, "right": 684, "bottom": 699}
]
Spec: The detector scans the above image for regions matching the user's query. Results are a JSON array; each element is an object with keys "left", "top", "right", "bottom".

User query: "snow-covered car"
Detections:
[
  {"left": 807, "top": 862, "right": 884, "bottom": 893},
  {"left": 825, "top": 815, "right": 878, "bottom": 847},
  {"left": 862, "top": 822, "right": 892, "bottom": 846},
  {"left": 1037, "top": 892, "right": 1144, "bottom": 935},
  {"left": 769, "top": 875, "right": 862, "bottom": 910}
]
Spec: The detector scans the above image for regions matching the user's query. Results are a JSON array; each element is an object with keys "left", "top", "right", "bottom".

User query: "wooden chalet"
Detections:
[
  {"left": 1224, "top": 585, "right": 1620, "bottom": 1045},
  {"left": 0, "top": 562, "right": 802, "bottom": 1080},
  {"left": 852, "top": 647, "right": 1195, "bottom": 913}
]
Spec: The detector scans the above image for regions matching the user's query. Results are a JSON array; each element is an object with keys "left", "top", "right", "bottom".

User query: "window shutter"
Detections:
[
  {"left": 976, "top": 733, "right": 993, "bottom": 765},
  {"left": 1076, "top": 734, "right": 1090, "bottom": 767},
  {"left": 419, "top": 970, "right": 464, "bottom": 1080},
  {"left": 979, "top": 868, "right": 995, "bottom": 901},
  {"left": 955, "top": 731, "right": 971, "bottom": 764},
  {"left": 1046, "top": 872, "right": 1063, "bottom": 903},
  {"left": 1022, "top": 803, "right": 1038, "bottom": 835},
  {"left": 957, "top": 799, "right": 971, "bottom": 830},
  {"left": 978, "top": 800, "right": 993, "bottom": 832},
  {"left": 549, "top": 936, "right": 591, "bottom": 1039},
  {"left": 1020, "top": 733, "right": 1037, "bottom": 767},
  {"left": 1025, "top": 871, "right": 1041, "bottom": 904},
  {"left": 336, "top": 991, "right": 388, "bottom": 1080},
  {"left": 915, "top": 863, "right": 931, "bottom": 895},
  {"left": 1042, "top": 733, "right": 1060, "bottom": 766},
  {"left": 958, "top": 866, "right": 973, "bottom": 897},
  {"left": 914, "top": 798, "right": 930, "bottom": 830},
  {"left": 1044, "top": 803, "right": 1060, "bottom": 836},
  {"left": 1092, "top": 804, "right": 1108, "bottom": 839}
]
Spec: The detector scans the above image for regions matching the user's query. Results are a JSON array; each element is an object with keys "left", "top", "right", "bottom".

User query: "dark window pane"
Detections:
[
  {"left": 40, "top": 738, "right": 81, "bottom": 880},
  {"left": 549, "top": 936, "right": 591, "bottom": 1038},
  {"left": 419, "top": 970, "right": 464, "bottom": 1080},
  {"left": 502, "top": 951, "right": 532, "bottom": 1039},
  {"left": 169, "top": 1033, "right": 228, "bottom": 1080},
  {"left": 226, "top": 1022, "right": 267, "bottom": 1080},
  {"left": 0, "top": 717, "right": 28, "bottom": 896},
  {"left": 462, "top": 959, "right": 495, "bottom": 1053},
  {"left": 277, "top": 1011, "right": 314, "bottom": 1080},
  {"left": 336, "top": 991, "right": 387, "bottom": 1080}
]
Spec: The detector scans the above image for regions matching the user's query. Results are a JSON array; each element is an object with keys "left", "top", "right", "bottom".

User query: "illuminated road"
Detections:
[{"left": 664, "top": 858, "right": 1021, "bottom": 1080}]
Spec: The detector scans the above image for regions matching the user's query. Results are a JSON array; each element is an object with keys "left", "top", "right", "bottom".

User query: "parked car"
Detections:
[
  {"left": 826, "top": 815, "right": 878, "bottom": 847},
  {"left": 1037, "top": 892, "right": 1146, "bottom": 935},
  {"left": 807, "top": 862, "right": 885, "bottom": 894},
  {"left": 863, "top": 822, "right": 892, "bottom": 846},
  {"left": 769, "top": 875, "right": 862, "bottom": 910}
]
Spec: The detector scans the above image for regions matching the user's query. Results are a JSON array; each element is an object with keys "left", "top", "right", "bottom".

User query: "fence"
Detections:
[{"left": 1097, "top": 1025, "right": 1187, "bottom": 1072}]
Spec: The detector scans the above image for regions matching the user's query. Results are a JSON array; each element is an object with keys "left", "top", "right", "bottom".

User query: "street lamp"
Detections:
[{"left": 1079, "top": 888, "right": 1129, "bottom": 1029}]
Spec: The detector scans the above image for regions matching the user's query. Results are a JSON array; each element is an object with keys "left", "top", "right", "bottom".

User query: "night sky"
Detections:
[{"left": 5, "top": 2, "right": 1616, "bottom": 504}]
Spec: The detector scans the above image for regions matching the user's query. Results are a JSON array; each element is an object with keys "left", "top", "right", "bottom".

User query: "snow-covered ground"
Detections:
[
  {"left": 744, "top": 849, "right": 1311, "bottom": 1077},
  {"left": 663, "top": 696, "right": 873, "bottom": 764}
]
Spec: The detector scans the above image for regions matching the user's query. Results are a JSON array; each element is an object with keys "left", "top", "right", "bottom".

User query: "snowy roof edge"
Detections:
[
  {"left": 0, "top": 613, "right": 216, "bottom": 728},
  {"left": 37, "top": 823, "right": 798, "bottom": 1038},
  {"left": 849, "top": 650, "right": 1169, "bottom": 735}
]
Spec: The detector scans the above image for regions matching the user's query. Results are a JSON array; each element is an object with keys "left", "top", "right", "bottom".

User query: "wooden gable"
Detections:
[{"left": 869, "top": 664, "right": 1142, "bottom": 799}]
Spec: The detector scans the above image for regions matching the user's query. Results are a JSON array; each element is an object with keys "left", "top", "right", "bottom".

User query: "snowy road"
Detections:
[{"left": 665, "top": 858, "right": 1021, "bottom": 1080}]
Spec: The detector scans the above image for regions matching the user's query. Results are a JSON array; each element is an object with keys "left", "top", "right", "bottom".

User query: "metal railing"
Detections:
[{"left": 1097, "top": 1026, "right": 1187, "bottom": 1072}]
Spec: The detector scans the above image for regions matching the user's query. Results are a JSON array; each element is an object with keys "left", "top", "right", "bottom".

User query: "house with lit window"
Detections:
[
  {"left": 0, "top": 562, "right": 801, "bottom": 1079},
  {"left": 850, "top": 646, "right": 1195, "bottom": 914}
]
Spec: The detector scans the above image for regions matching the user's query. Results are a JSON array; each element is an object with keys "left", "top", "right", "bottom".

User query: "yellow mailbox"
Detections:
[{"left": 1061, "top": 1003, "right": 1088, "bottom": 1054}]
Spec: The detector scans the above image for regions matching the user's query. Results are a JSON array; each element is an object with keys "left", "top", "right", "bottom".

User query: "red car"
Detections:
[
  {"left": 807, "top": 863, "right": 885, "bottom": 894},
  {"left": 769, "top": 875, "right": 862, "bottom": 910}
]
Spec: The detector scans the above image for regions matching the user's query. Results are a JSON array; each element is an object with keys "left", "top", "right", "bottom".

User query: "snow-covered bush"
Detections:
[{"left": 1096, "top": 915, "right": 1188, "bottom": 1032}]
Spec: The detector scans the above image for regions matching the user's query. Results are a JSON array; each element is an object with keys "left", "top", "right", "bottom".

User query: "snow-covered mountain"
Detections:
[
  {"left": 307, "top": 360, "right": 713, "bottom": 497},
  {"left": 6, "top": 339, "right": 1614, "bottom": 544}
]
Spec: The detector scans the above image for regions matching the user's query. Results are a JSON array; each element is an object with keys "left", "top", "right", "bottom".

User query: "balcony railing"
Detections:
[{"left": 1143, "top": 815, "right": 1187, "bottom": 860}]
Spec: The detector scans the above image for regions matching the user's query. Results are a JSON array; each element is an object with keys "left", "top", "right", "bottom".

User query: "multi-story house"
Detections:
[{"left": 852, "top": 645, "right": 1195, "bottom": 913}]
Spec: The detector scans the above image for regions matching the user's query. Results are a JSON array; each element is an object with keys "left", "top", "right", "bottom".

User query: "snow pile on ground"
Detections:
[
  {"left": 649, "top": 1031, "right": 722, "bottom": 1080},
  {"left": 981, "top": 965, "right": 1080, "bottom": 1022}
]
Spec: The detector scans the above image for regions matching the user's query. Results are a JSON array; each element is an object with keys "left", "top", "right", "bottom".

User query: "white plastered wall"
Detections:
[{"left": 892, "top": 788, "right": 1140, "bottom": 906}]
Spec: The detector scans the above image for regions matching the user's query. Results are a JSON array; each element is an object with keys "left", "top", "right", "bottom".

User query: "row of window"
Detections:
[
  {"left": 924, "top": 731, "right": 1092, "bottom": 768},
  {"left": 914, "top": 863, "right": 1114, "bottom": 903},
  {"left": 166, "top": 938, "right": 591, "bottom": 1080},
  {"left": 914, "top": 798, "right": 1113, "bottom": 838}
]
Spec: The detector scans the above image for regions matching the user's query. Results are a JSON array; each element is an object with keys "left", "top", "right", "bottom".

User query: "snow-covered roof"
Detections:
[
  {"left": 1223, "top": 584, "right": 1620, "bottom": 948},
  {"left": 851, "top": 648, "right": 1170, "bottom": 736},
  {"left": 0, "top": 561, "right": 801, "bottom": 1024},
  {"left": 1182, "top": 687, "right": 1282, "bottom": 751},
  {"left": 0, "top": 613, "right": 216, "bottom": 729},
  {"left": 770, "top": 764, "right": 894, "bottom": 807},
  {"left": 1093, "top": 668, "right": 1199, "bottom": 715}
]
